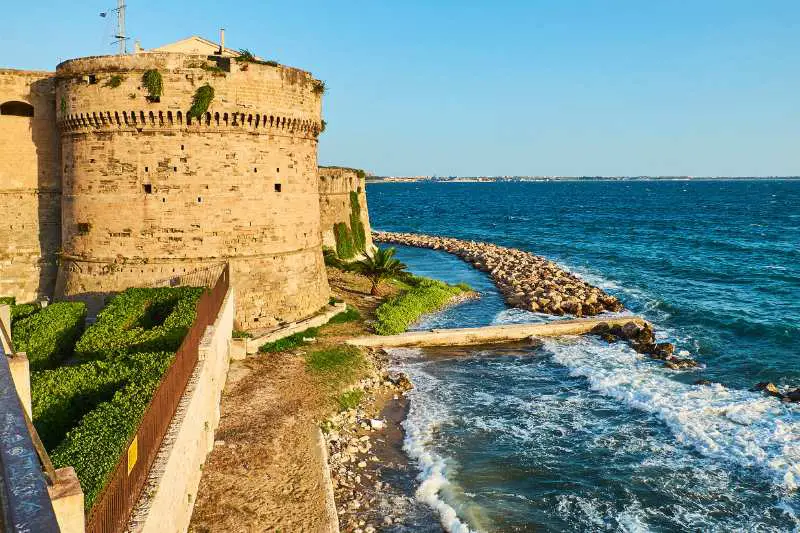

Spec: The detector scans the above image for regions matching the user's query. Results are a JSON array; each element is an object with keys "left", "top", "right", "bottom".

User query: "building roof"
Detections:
[{"left": 145, "top": 36, "right": 240, "bottom": 57}]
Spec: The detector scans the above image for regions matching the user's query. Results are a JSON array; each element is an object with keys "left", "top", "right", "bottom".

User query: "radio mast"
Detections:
[{"left": 102, "top": 0, "right": 128, "bottom": 54}]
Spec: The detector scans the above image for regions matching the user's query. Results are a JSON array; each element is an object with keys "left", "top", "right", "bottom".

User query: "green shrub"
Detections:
[
  {"left": 305, "top": 345, "right": 364, "bottom": 380},
  {"left": 74, "top": 286, "right": 203, "bottom": 360},
  {"left": 188, "top": 84, "right": 214, "bottom": 119},
  {"left": 232, "top": 330, "right": 252, "bottom": 339},
  {"left": 12, "top": 302, "right": 86, "bottom": 370},
  {"left": 374, "top": 278, "right": 468, "bottom": 335},
  {"left": 323, "top": 247, "right": 344, "bottom": 268},
  {"left": 142, "top": 70, "right": 162, "bottom": 101},
  {"left": 103, "top": 74, "right": 125, "bottom": 88},
  {"left": 51, "top": 364, "right": 172, "bottom": 510},
  {"left": 0, "top": 296, "right": 14, "bottom": 306},
  {"left": 258, "top": 327, "right": 319, "bottom": 353},
  {"left": 329, "top": 305, "right": 361, "bottom": 324},
  {"left": 12, "top": 302, "right": 42, "bottom": 323},
  {"left": 31, "top": 352, "right": 173, "bottom": 451},
  {"left": 334, "top": 222, "right": 355, "bottom": 259},
  {"left": 336, "top": 389, "right": 363, "bottom": 411},
  {"left": 313, "top": 80, "right": 326, "bottom": 96}
]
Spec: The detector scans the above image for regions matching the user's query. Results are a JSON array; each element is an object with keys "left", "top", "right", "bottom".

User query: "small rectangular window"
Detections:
[
  {"left": 144, "top": 166, "right": 149, "bottom": 173},
  {"left": 197, "top": 197, "right": 202, "bottom": 203},
  {"left": 274, "top": 183, "right": 282, "bottom": 193},
  {"left": 143, "top": 184, "right": 153, "bottom": 194},
  {"left": 77, "top": 222, "right": 91, "bottom": 235},
  {"left": 88, "top": 75, "right": 97, "bottom": 84}
]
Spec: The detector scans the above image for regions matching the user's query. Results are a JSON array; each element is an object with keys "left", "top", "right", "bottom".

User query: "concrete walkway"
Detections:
[{"left": 347, "top": 316, "right": 647, "bottom": 348}]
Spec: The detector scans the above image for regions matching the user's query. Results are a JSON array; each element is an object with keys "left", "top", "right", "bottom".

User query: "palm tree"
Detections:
[{"left": 351, "top": 247, "right": 407, "bottom": 295}]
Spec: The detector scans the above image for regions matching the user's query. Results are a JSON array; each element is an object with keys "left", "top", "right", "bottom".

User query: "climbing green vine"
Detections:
[
  {"left": 141, "top": 70, "right": 163, "bottom": 101},
  {"left": 103, "top": 74, "right": 125, "bottom": 88},
  {"left": 188, "top": 84, "right": 215, "bottom": 119}
]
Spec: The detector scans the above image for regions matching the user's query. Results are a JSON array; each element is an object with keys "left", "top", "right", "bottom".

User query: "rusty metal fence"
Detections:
[{"left": 86, "top": 264, "right": 230, "bottom": 533}]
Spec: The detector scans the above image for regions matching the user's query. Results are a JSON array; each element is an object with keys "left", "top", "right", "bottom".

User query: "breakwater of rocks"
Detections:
[{"left": 373, "top": 231, "right": 624, "bottom": 316}]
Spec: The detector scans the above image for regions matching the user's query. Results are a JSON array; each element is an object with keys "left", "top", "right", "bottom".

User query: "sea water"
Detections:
[{"left": 368, "top": 180, "right": 800, "bottom": 532}]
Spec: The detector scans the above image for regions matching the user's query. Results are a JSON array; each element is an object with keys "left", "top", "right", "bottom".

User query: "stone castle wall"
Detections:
[
  {"left": 0, "top": 70, "right": 61, "bottom": 302},
  {"left": 53, "top": 53, "right": 329, "bottom": 328},
  {"left": 318, "top": 167, "right": 373, "bottom": 253}
]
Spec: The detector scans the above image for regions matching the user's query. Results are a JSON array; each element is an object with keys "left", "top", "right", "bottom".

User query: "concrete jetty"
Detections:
[{"left": 348, "top": 316, "right": 647, "bottom": 348}]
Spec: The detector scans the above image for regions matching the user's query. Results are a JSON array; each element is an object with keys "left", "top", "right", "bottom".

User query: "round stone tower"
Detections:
[{"left": 54, "top": 52, "right": 329, "bottom": 328}]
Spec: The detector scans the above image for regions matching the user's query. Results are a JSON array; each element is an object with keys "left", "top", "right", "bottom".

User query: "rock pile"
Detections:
[
  {"left": 374, "top": 231, "right": 624, "bottom": 316},
  {"left": 590, "top": 321, "right": 701, "bottom": 370},
  {"left": 323, "top": 363, "right": 414, "bottom": 533},
  {"left": 752, "top": 382, "right": 800, "bottom": 403}
]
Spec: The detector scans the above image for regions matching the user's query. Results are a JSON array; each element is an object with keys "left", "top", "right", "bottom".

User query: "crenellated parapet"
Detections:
[
  {"left": 53, "top": 51, "right": 330, "bottom": 328},
  {"left": 59, "top": 108, "right": 322, "bottom": 137}
]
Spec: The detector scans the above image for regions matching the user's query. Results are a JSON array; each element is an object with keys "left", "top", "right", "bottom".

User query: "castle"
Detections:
[{"left": 0, "top": 36, "right": 371, "bottom": 329}]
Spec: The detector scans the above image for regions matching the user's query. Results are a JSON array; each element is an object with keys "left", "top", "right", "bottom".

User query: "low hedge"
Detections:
[
  {"left": 12, "top": 302, "right": 86, "bottom": 370},
  {"left": 75, "top": 286, "right": 204, "bottom": 360},
  {"left": 31, "top": 351, "right": 173, "bottom": 451},
  {"left": 374, "top": 278, "right": 469, "bottom": 335},
  {"left": 259, "top": 327, "right": 319, "bottom": 353},
  {"left": 12, "top": 302, "right": 42, "bottom": 324},
  {"left": 50, "top": 355, "right": 173, "bottom": 510}
]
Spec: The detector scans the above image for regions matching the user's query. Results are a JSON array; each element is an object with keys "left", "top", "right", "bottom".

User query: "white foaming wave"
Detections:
[
  {"left": 390, "top": 352, "right": 481, "bottom": 533},
  {"left": 547, "top": 338, "right": 800, "bottom": 491}
]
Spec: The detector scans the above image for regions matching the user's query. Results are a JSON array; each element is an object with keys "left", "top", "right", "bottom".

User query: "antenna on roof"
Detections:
[{"left": 100, "top": 0, "right": 128, "bottom": 54}]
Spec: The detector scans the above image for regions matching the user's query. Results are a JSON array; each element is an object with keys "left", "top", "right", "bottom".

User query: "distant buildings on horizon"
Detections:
[{"left": 367, "top": 175, "right": 800, "bottom": 183}]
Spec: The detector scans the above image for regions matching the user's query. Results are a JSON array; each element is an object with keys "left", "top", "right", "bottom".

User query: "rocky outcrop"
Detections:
[
  {"left": 590, "top": 320, "right": 700, "bottom": 370},
  {"left": 373, "top": 231, "right": 624, "bottom": 316},
  {"left": 752, "top": 382, "right": 800, "bottom": 403}
]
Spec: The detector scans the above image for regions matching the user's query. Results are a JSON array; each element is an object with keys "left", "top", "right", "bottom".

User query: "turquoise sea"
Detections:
[{"left": 367, "top": 180, "right": 800, "bottom": 532}]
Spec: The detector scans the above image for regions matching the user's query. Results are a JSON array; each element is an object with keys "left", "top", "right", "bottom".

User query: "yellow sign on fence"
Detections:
[{"left": 127, "top": 436, "right": 138, "bottom": 475}]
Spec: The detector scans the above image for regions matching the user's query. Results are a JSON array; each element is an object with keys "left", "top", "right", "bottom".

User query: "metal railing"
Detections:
[
  {"left": 151, "top": 263, "right": 227, "bottom": 290},
  {"left": 0, "top": 315, "right": 60, "bottom": 533},
  {"left": 86, "top": 263, "right": 230, "bottom": 533}
]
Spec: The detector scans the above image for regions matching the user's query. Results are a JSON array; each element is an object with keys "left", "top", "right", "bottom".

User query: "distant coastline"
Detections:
[{"left": 366, "top": 175, "right": 800, "bottom": 183}]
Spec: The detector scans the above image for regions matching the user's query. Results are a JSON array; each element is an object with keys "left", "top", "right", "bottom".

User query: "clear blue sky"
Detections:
[{"left": 2, "top": 1, "right": 798, "bottom": 177}]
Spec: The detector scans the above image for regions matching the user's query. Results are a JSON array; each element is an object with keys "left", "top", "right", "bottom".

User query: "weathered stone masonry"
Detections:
[
  {"left": 1, "top": 50, "right": 335, "bottom": 329},
  {"left": 318, "top": 166, "right": 373, "bottom": 253},
  {"left": 0, "top": 70, "right": 61, "bottom": 303}
]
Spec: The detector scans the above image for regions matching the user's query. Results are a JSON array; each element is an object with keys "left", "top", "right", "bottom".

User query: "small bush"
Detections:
[
  {"left": 323, "top": 248, "right": 344, "bottom": 268},
  {"left": 188, "top": 84, "right": 214, "bottom": 119},
  {"left": 336, "top": 389, "right": 363, "bottom": 411},
  {"left": 258, "top": 327, "right": 319, "bottom": 353},
  {"left": 329, "top": 306, "right": 361, "bottom": 324},
  {"left": 12, "top": 302, "right": 86, "bottom": 370},
  {"left": 313, "top": 80, "right": 326, "bottom": 96},
  {"left": 232, "top": 330, "right": 252, "bottom": 339},
  {"left": 374, "top": 278, "right": 468, "bottom": 335},
  {"left": 0, "top": 296, "right": 14, "bottom": 306},
  {"left": 31, "top": 351, "right": 173, "bottom": 451},
  {"left": 103, "top": 74, "right": 125, "bottom": 88},
  {"left": 142, "top": 70, "right": 163, "bottom": 101},
  {"left": 74, "top": 286, "right": 203, "bottom": 360}
]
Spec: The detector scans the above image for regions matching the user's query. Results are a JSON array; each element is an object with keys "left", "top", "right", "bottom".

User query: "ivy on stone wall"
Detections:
[
  {"left": 142, "top": 70, "right": 163, "bottom": 101},
  {"left": 349, "top": 191, "right": 367, "bottom": 253},
  {"left": 103, "top": 75, "right": 125, "bottom": 89},
  {"left": 60, "top": 96, "right": 67, "bottom": 117},
  {"left": 334, "top": 222, "right": 356, "bottom": 259},
  {"left": 188, "top": 84, "right": 215, "bottom": 119}
]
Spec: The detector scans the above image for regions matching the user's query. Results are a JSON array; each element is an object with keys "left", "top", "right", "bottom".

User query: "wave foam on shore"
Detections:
[
  {"left": 546, "top": 337, "right": 800, "bottom": 491},
  {"left": 391, "top": 348, "right": 479, "bottom": 533}
]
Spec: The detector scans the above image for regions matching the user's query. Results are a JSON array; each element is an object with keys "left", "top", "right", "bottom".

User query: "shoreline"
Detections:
[{"left": 374, "top": 231, "right": 623, "bottom": 317}]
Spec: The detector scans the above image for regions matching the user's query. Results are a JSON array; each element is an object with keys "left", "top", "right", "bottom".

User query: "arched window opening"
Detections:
[{"left": 0, "top": 101, "right": 34, "bottom": 117}]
